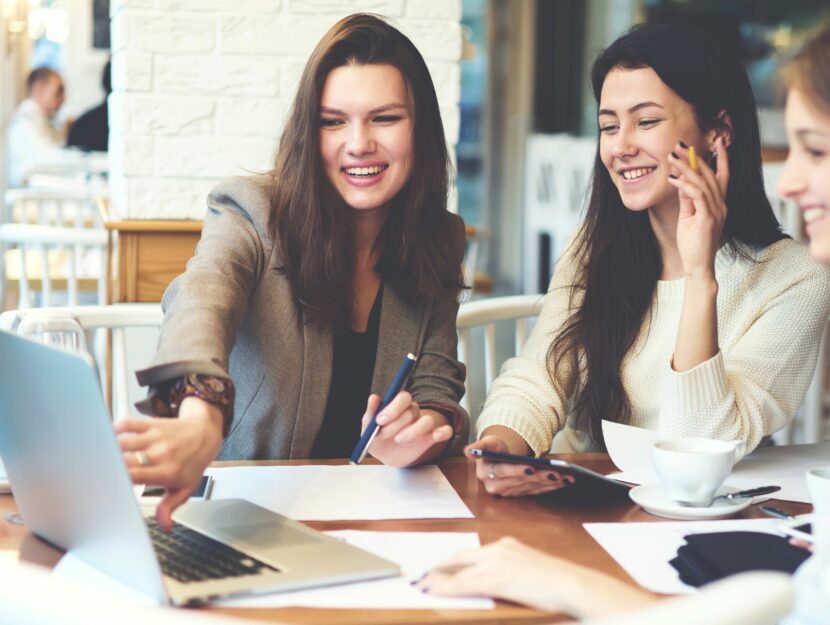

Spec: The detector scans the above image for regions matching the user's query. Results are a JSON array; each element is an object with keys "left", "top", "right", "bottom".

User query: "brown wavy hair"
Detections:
[
  {"left": 784, "top": 28, "right": 830, "bottom": 114},
  {"left": 269, "top": 13, "right": 464, "bottom": 330}
]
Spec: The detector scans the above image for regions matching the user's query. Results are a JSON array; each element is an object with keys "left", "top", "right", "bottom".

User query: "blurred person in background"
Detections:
[
  {"left": 6, "top": 67, "right": 66, "bottom": 187},
  {"left": 66, "top": 59, "right": 111, "bottom": 153}
]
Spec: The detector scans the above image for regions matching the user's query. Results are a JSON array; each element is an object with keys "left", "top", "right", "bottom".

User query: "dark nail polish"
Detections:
[
  {"left": 547, "top": 473, "right": 558, "bottom": 481},
  {"left": 668, "top": 174, "right": 678, "bottom": 179},
  {"left": 671, "top": 151, "right": 679, "bottom": 159},
  {"left": 679, "top": 141, "right": 688, "bottom": 149},
  {"left": 525, "top": 468, "right": 535, "bottom": 476}
]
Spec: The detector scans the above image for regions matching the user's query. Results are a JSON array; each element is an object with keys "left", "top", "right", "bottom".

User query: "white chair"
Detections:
[
  {"left": 578, "top": 572, "right": 793, "bottom": 625},
  {"left": 20, "top": 149, "right": 109, "bottom": 192},
  {"left": 0, "top": 304, "right": 163, "bottom": 420},
  {"left": 1, "top": 188, "right": 109, "bottom": 309},
  {"left": 456, "top": 294, "right": 545, "bottom": 420}
]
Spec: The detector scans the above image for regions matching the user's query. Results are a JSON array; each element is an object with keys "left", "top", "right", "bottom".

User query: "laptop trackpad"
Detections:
[
  {"left": 217, "top": 518, "right": 318, "bottom": 548},
  {"left": 182, "top": 500, "right": 320, "bottom": 550}
]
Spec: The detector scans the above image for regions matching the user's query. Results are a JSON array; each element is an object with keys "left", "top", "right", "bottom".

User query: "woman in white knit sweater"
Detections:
[
  {"left": 464, "top": 23, "right": 830, "bottom": 499},
  {"left": 416, "top": 26, "right": 830, "bottom": 621}
]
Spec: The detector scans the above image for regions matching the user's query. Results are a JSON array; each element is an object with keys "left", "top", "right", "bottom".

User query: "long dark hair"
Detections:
[
  {"left": 548, "top": 23, "right": 785, "bottom": 448},
  {"left": 269, "top": 13, "right": 463, "bottom": 330}
]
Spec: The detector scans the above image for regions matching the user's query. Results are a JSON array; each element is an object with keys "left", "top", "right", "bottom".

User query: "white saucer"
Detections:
[{"left": 629, "top": 483, "right": 752, "bottom": 520}]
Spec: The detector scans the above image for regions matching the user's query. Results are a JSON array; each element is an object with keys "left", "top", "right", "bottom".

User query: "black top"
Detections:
[
  {"left": 311, "top": 286, "right": 383, "bottom": 459},
  {"left": 66, "top": 101, "right": 108, "bottom": 152}
]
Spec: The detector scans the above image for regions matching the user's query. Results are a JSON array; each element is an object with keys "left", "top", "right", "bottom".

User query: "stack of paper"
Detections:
[
  {"left": 601, "top": 420, "right": 830, "bottom": 503},
  {"left": 205, "top": 464, "right": 474, "bottom": 520}
]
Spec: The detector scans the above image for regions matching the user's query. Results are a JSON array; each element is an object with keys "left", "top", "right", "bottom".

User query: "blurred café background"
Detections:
[{"left": 0, "top": 0, "right": 829, "bottom": 440}]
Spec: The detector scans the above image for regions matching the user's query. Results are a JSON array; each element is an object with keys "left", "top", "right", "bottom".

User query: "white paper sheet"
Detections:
[
  {"left": 584, "top": 518, "right": 782, "bottom": 595},
  {"left": 54, "top": 532, "right": 493, "bottom": 610},
  {"left": 218, "top": 531, "right": 494, "bottom": 609},
  {"left": 205, "top": 464, "right": 474, "bottom": 520},
  {"left": 601, "top": 420, "right": 830, "bottom": 503}
]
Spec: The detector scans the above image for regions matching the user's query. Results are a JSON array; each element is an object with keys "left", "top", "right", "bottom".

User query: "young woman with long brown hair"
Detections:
[
  {"left": 468, "top": 22, "right": 830, "bottom": 497},
  {"left": 115, "top": 14, "right": 468, "bottom": 528},
  {"left": 416, "top": 26, "right": 830, "bottom": 620}
]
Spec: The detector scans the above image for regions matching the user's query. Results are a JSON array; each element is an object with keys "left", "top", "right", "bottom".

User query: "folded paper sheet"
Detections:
[
  {"left": 218, "top": 531, "right": 494, "bottom": 609},
  {"left": 205, "top": 464, "right": 474, "bottom": 520},
  {"left": 584, "top": 518, "right": 782, "bottom": 595},
  {"left": 601, "top": 420, "right": 830, "bottom": 503}
]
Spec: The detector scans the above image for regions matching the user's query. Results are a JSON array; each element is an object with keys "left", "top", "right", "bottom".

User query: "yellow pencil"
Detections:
[{"left": 688, "top": 145, "right": 699, "bottom": 171}]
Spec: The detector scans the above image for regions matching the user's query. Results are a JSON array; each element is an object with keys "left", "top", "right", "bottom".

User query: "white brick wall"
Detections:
[{"left": 109, "top": 0, "right": 462, "bottom": 219}]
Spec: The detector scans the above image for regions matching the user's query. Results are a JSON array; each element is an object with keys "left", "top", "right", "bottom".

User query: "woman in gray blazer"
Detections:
[{"left": 116, "top": 14, "right": 469, "bottom": 528}]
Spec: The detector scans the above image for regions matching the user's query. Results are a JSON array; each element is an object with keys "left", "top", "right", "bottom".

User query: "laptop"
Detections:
[{"left": 0, "top": 330, "right": 400, "bottom": 605}]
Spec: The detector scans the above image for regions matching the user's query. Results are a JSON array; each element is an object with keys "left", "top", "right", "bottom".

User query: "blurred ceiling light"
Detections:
[
  {"left": 28, "top": 0, "right": 68, "bottom": 44},
  {"left": 772, "top": 25, "right": 792, "bottom": 51},
  {"left": 3, "top": 0, "right": 25, "bottom": 33}
]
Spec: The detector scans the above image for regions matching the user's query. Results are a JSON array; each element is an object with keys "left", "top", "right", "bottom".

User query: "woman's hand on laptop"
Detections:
[
  {"left": 466, "top": 429, "right": 573, "bottom": 497},
  {"left": 363, "top": 392, "right": 454, "bottom": 467},
  {"left": 116, "top": 397, "right": 223, "bottom": 530}
]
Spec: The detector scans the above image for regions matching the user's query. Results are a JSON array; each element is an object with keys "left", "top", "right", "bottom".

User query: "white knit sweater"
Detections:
[{"left": 476, "top": 238, "right": 830, "bottom": 455}]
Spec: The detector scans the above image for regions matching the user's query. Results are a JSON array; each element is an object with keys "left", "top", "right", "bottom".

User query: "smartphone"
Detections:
[
  {"left": 140, "top": 475, "right": 214, "bottom": 502},
  {"left": 778, "top": 515, "right": 815, "bottom": 544},
  {"left": 468, "top": 448, "right": 630, "bottom": 492}
]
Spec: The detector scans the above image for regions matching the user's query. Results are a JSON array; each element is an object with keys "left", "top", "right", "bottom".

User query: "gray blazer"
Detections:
[{"left": 136, "top": 176, "right": 469, "bottom": 460}]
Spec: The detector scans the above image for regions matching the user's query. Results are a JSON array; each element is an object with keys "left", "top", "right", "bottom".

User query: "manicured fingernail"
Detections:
[
  {"left": 679, "top": 141, "right": 688, "bottom": 149},
  {"left": 524, "top": 468, "right": 535, "bottom": 475},
  {"left": 670, "top": 151, "right": 679, "bottom": 159},
  {"left": 548, "top": 474, "right": 557, "bottom": 481},
  {"left": 377, "top": 414, "right": 387, "bottom": 424},
  {"left": 668, "top": 174, "right": 678, "bottom": 179}
]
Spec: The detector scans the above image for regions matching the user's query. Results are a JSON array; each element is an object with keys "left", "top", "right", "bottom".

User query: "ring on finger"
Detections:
[
  {"left": 487, "top": 463, "right": 497, "bottom": 480},
  {"left": 135, "top": 450, "right": 151, "bottom": 466}
]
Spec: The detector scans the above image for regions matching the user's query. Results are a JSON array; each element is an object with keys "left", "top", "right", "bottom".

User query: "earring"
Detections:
[{"left": 711, "top": 147, "right": 718, "bottom": 161}]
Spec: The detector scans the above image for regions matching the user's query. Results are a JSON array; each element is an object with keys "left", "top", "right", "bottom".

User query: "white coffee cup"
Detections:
[
  {"left": 807, "top": 467, "right": 830, "bottom": 553},
  {"left": 652, "top": 437, "right": 746, "bottom": 506}
]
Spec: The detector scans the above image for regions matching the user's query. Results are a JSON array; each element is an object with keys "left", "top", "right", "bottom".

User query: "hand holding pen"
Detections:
[{"left": 350, "top": 353, "right": 455, "bottom": 467}]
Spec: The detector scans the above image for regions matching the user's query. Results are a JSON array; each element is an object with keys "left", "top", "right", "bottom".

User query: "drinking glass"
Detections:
[{"left": 12, "top": 310, "right": 88, "bottom": 354}]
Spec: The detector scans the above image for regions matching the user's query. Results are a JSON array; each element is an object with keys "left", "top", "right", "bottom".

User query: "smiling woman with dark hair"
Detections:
[
  {"left": 418, "top": 24, "right": 830, "bottom": 619},
  {"left": 114, "top": 13, "right": 469, "bottom": 529},
  {"left": 466, "top": 22, "right": 830, "bottom": 497}
]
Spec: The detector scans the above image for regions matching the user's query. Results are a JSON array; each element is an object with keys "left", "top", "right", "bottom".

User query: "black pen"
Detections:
[{"left": 350, "top": 353, "right": 417, "bottom": 464}]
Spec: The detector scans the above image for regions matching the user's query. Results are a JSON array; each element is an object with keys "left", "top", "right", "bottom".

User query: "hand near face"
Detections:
[
  {"left": 116, "top": 397, "right": 224, "bottom": 530},
  {"left": 466, "top": 436, "right": 573, "bottom": 497},
  {"left": 364, "top": 392, "right": 453, "bottom": 467},
  {"left": 417, "top": 536, "right": 654, "bottom": 617},
  {"left": 668, "top": 136, "right": 730, "bottom": 280}
]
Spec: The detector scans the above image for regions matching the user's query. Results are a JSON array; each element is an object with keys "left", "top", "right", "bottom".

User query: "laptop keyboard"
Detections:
[{"left": 146, "top": 517, "right": 281, "bottom": 584}]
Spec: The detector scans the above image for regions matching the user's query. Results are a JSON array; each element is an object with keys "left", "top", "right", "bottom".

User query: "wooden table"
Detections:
[{"left": 0, "top": 455, "right": 811, "bottom": 624}]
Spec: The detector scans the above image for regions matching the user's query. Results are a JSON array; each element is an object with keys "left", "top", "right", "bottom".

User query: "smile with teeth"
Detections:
[
  {"left": 343, "top": 164, "right": 388, "bottom": 177},
  {"left": 804, "top": 207, "right": 827, "bottom": 224},
  {"left": 620, "top": 167, "right": 656, "bottom": 180}
]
